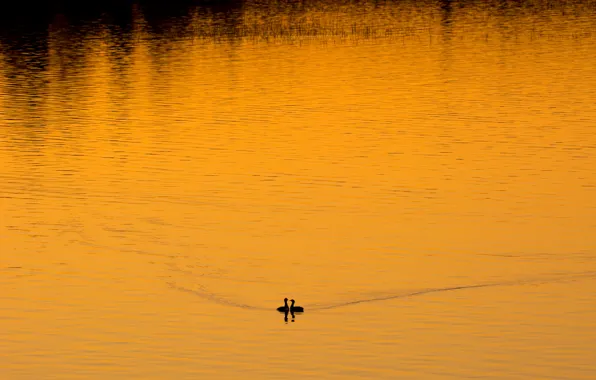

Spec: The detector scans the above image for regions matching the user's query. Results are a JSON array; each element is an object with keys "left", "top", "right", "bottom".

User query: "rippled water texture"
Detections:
[{"left": 1, "top": 0, "right": 596, "bottom": 378}]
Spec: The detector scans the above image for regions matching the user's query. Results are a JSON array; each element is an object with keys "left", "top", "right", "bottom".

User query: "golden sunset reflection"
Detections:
[{"left": 1, "top": 1, "right": 596, "bottom": 378}]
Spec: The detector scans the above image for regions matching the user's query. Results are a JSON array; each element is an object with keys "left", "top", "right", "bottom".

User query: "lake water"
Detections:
[{"left": 1, "top": 0, "right": 596, "bottom": 378}]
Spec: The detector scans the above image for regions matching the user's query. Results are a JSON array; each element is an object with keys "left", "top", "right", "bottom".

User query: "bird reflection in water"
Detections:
[{"left": 281, "top": 309, "right": 300, "bottom": 323}]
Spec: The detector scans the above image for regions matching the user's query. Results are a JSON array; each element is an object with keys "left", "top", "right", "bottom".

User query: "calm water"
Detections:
[{"left": 1, "top": 0, "right": 596, "bottom": 378}]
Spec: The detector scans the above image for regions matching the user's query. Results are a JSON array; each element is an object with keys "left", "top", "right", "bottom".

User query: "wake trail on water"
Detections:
[
  {"left": 308, "top": 270, "right": 596, "bottom": 311},
  {"left": 308, "top": 283, "right": 493, "bottom": 311},
  {"left": 167, "top": 282, "right": 270, "bottom": 311},
  {"left": 168, "top": 270, "right": 596, "bottom": 312}
]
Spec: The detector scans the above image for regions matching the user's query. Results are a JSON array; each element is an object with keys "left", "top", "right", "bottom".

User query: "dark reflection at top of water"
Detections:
[
  {"left": 0, "top": 0, "right": 594, "bottom": 133},
  {"left": 1, "top": 0, "right": 595, "bottom": 45},
  {"left": 0, "top": 0, "right": 593, "bottom": 87}
]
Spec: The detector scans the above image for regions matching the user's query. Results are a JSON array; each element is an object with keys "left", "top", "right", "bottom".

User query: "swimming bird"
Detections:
[
  {"left": 290, "top": 299, "right": 304, "bottom": 312},
  {"left": 277, "top": 298, "right": 289, "bottom": 312}
]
